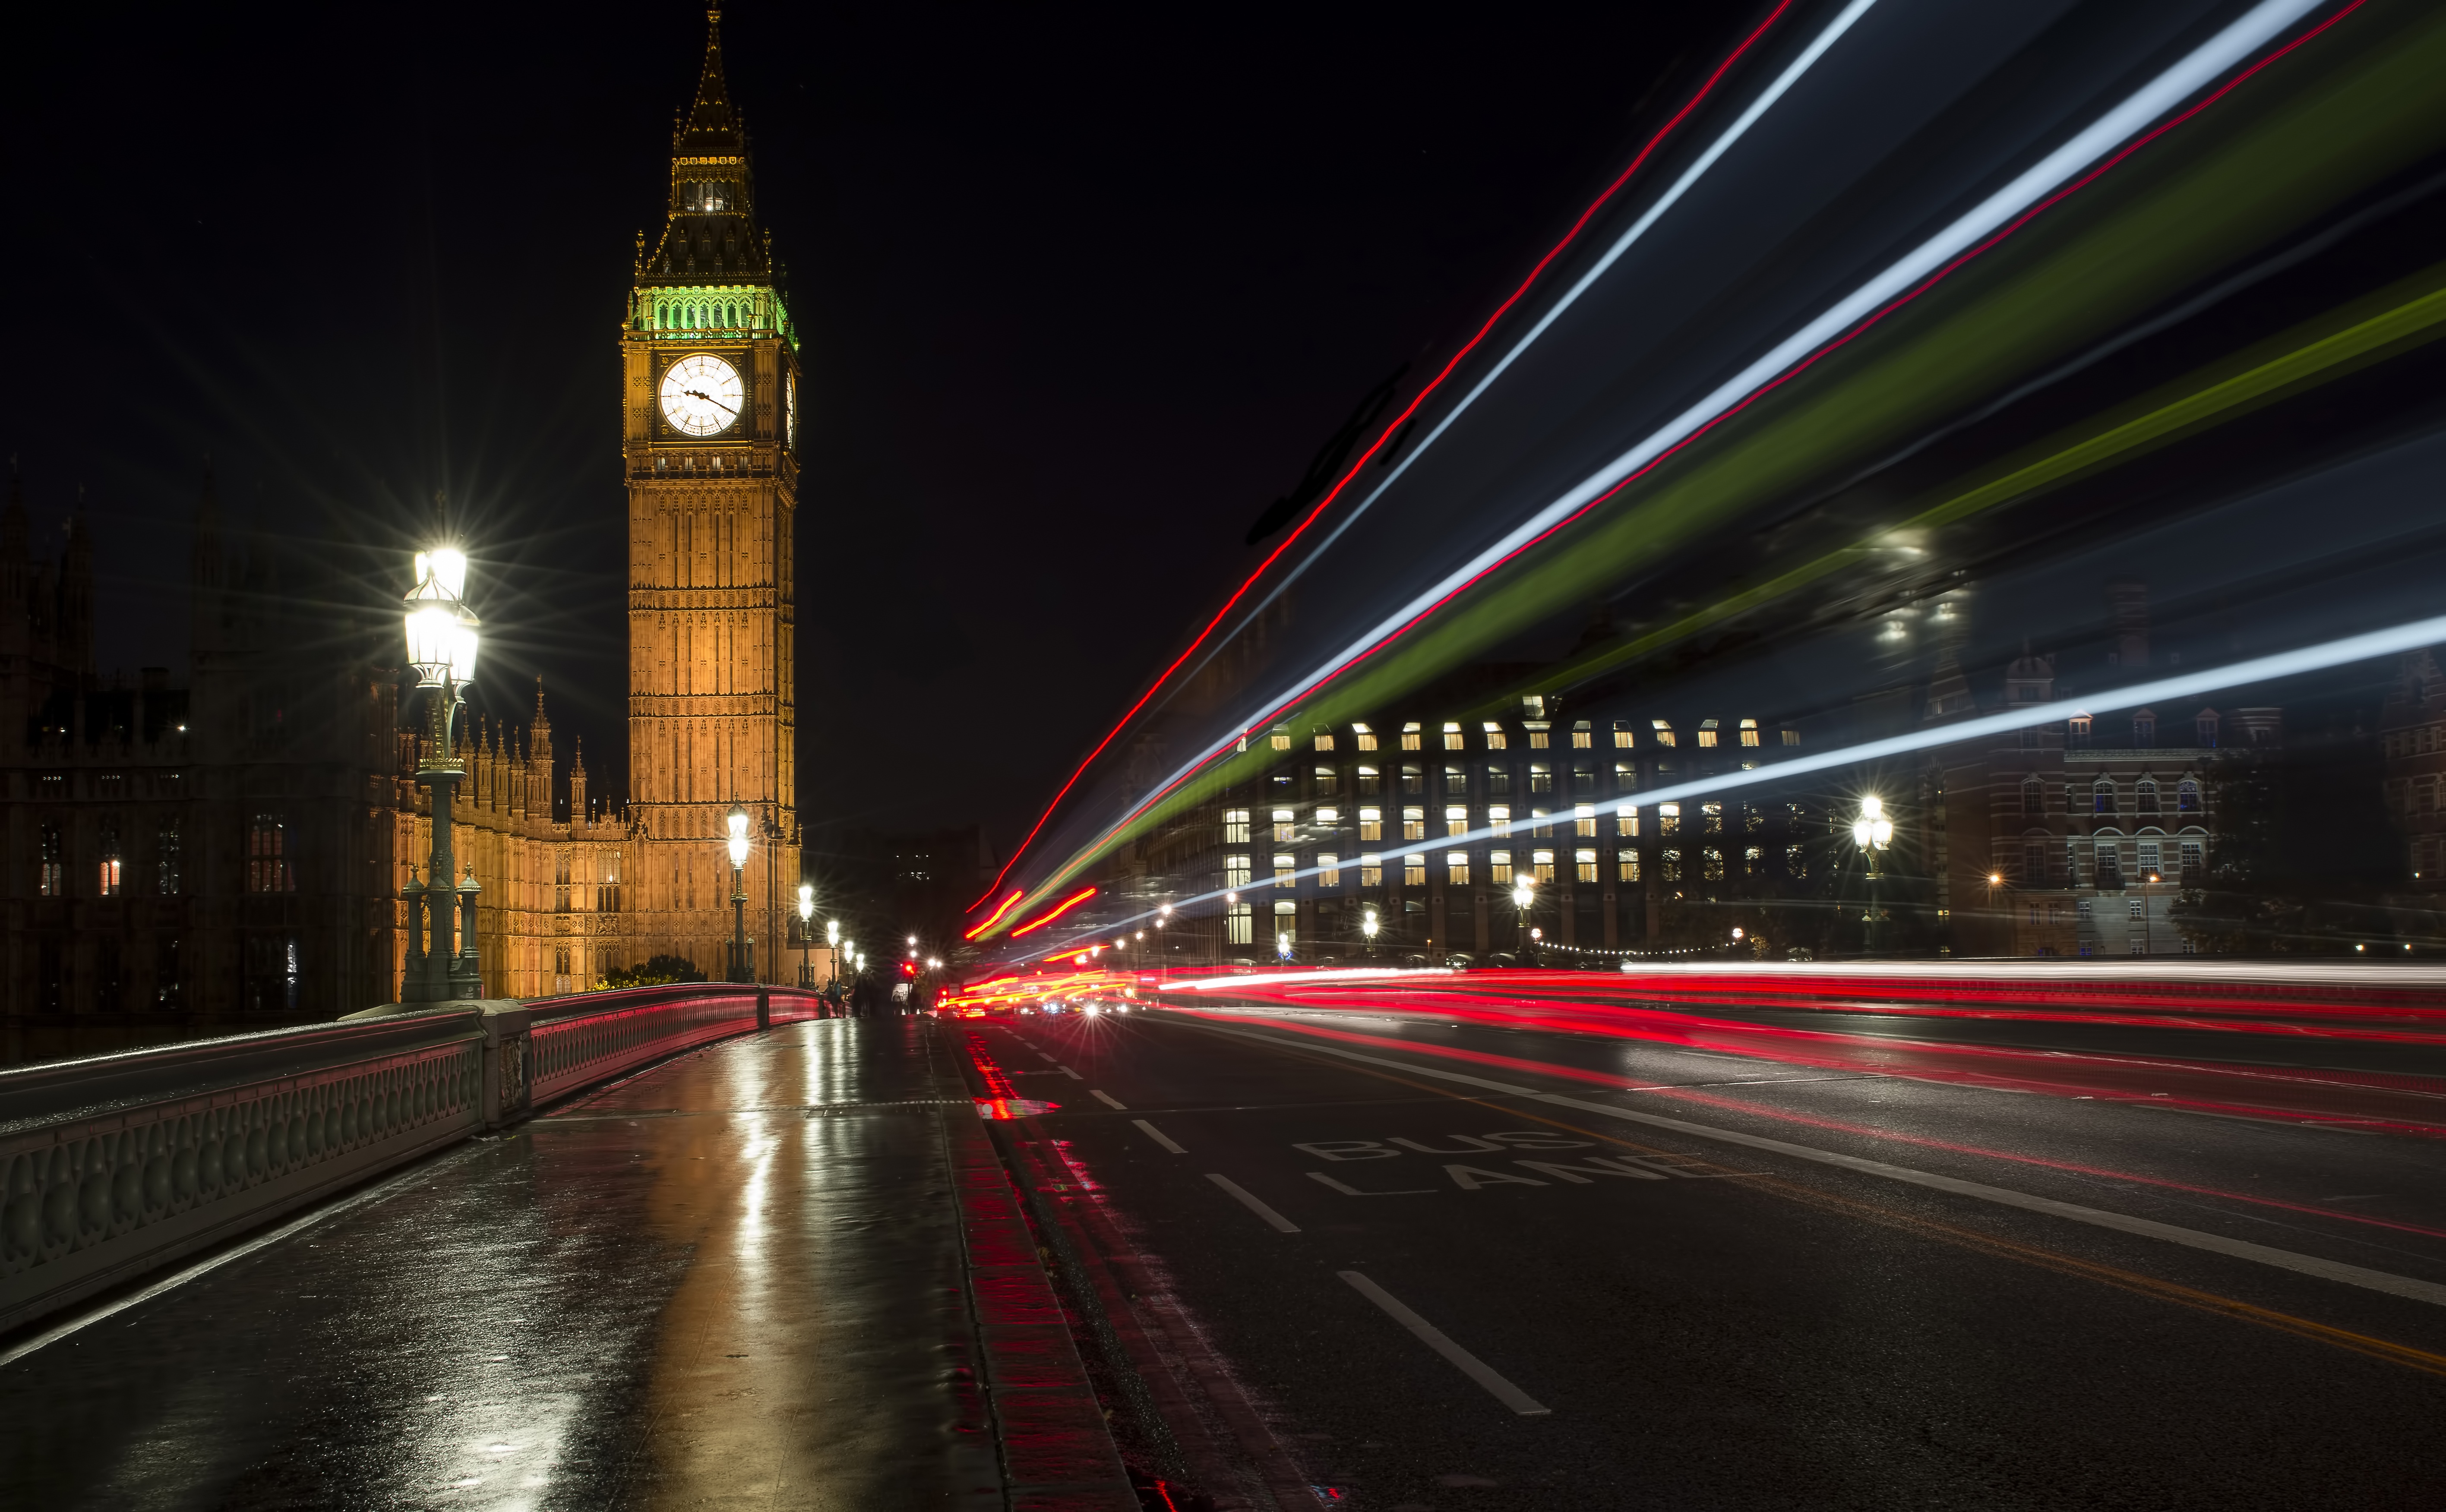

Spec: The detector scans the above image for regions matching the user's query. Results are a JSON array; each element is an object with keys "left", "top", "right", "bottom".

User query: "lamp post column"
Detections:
[
  {"left": 401, "top": 540, "right": 481, "bottom": 1004},
  {"left": 1853, "top": 795, "right": 1893, "bottom": 957},
  {"left": 725, "top": 802, "right": 752, "bottom": 984},
  {"left": 453, "top": 868, "right": 483, "bottom": 998}
]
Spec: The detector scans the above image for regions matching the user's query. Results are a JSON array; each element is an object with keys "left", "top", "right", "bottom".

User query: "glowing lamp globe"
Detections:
[{"left": 726, "top": 804, "right": 751, "bottom": 867}]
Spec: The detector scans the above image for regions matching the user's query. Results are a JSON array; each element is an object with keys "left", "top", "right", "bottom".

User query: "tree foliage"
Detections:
[
  {"left": 599, "top": 953, "right": 706, "bottom": 988},
  {"left": 2173, "top": 740, "right": 2402, "bottom": 953}
]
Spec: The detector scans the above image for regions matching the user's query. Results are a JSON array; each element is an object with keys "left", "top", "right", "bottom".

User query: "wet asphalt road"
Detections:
[
  {"left": 989, "top": 1004, "right": 2446, "bottom": 1511},
  {"left": 0, "top": 1017, "right": 998, "bottom": 1511}
]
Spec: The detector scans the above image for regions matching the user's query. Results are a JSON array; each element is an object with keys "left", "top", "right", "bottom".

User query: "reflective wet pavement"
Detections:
[{"left": 0, "top": 1018, "right": 1015, "bottom": 1509}]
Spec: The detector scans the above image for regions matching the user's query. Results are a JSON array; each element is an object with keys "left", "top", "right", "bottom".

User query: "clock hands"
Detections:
[{"left": 682, "top": 389, "right": 737, "bottom": 417}]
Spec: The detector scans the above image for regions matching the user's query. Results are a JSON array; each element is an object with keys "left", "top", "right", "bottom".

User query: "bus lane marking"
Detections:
[{"left": 1214, "top": 1025, "right": 2446, "bottom": 1310}]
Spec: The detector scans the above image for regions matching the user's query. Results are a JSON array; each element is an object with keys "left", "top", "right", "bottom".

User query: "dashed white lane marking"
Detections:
[
  {"left": 1132, "top": 1119, "right": 1188, "bottom": 1155},
  {"left": 1055, "top": 1064, "right": 1084, "bottom": 1080},
  {"left": 1308, "top": 1171, "right": 1437, "bottom": 1196},
  {"left": 1091, "top": 1089, "right": 1128, "bottom": 1110},
  {"left": 1207, "top": 1174, "right": 1302, "bottom": 1233},
  {"left": 1338, "top": 1271, "right": 1549, "bottom": 1416},
  {"left": 1207, "top": 1025, "right": 2446, "bottom": 1311}
]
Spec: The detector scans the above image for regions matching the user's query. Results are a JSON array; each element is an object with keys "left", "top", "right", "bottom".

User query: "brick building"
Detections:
[{"left": 1937, "top": 587, "right": 2279, "bottom": 957}]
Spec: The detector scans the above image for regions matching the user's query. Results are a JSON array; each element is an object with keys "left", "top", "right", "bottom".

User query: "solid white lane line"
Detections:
[
  {"left": 1338, "top": 1271, "right": 1550, "bottom": 1416},
  {"left": 1091, "top": 1089, "right": 1128, "bottom": 1110},
  {"left": 1207, "top": 1174, "right": 1302, "bottom": 1233},
  {"left": 1132, "top": 1119, "right": 1188, "bottom": 1155},
  {"left": 1206, "top": 1026, "right": 2446, "bottom": 1310}
]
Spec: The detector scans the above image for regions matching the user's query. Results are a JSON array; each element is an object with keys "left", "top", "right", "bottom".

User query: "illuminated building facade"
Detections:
[
  {"left": 1937, "top": 610, "right": 2276, "bottom": 957},
  {"left": 619, "top": 10, "right": 802, "bottom": 981}
]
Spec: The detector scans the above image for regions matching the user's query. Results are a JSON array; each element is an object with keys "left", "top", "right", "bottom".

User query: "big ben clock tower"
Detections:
[{"left": 622, "top": 7, "right": 800, "bottom": 979}]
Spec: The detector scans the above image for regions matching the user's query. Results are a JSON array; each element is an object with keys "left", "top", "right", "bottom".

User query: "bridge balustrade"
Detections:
[{"left": 0, "top": 984, "right": 827, "bottom": 1336}]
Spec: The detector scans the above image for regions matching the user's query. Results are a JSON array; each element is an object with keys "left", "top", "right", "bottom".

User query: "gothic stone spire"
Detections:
[{"left": 643, "top": 8, "right": 768, "bottom": 285}]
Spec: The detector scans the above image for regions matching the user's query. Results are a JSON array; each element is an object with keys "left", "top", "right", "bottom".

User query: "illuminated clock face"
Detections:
[{"left": 660, "top": 354, "right": 743, "bottom": 436}]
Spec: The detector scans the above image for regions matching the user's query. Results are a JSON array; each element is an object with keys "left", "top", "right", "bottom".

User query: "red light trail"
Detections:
[
  {"left": 1167, "top": 1002, "right": 2446, "bottom": 1238},
  {"left": 963, "top": 889, "right": 1024, "bottom": 939},
  {"left": 1009, "top": 885, "right": 1098, "bottom": 937},
  {"left": 966, "top": 0, "right": 1800, "bottom": 917}
]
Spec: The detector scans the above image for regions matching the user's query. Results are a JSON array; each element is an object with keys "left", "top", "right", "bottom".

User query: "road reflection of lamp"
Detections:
[
  {"left": 796, "top": 884, "right": 814, "bottom": 987},
  {"left": 1851, "top": 795, "right": 1893, "bottom": 955},
  {"left": 402, "top": 543, "right": 483, "bottom": 1003},
  {"left": 724, "top": 803, "right": 753, "bottom": 982}
]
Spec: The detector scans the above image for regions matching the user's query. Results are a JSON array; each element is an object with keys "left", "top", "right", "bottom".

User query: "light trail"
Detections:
[
  {"left": 1120, "top": 0, "right": 2340, "bottom": 847},
  {"left": 964, "top": 889, "right": 1024, "bottom": 939},
  {"left": 964, "top": 0, "right": 1822, "bottom": 913},
  {"left": 980, "top": 0, "right": 2364, "bottom": 939},
  {"left": 1180, "top": 0, "right": 1882, "bottom": 682},
  {"left": 1000, "top": 605, "right": 2446, "bottom": 957},
  {"left": 1008, "top": 884, "right": 1100, "bottom": 937}
]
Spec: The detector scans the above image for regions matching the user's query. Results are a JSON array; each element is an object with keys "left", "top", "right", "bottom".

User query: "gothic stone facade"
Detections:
[{"left": 617, "top": 11, "right": 803, "bottom": 980}]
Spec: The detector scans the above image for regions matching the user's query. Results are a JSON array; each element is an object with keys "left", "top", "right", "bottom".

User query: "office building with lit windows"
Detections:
[{"left": 1119, "top": 700, "right": 1816, "bottom": 966}]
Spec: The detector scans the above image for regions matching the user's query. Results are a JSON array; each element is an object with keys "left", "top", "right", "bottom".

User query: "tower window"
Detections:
[{"left": 248, "top": 814, "right": 294, "bottom": 893}]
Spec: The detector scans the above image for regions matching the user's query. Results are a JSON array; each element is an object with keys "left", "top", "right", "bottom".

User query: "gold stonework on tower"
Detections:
[{"left": 620, "top": 8, "right": 803, "bottom": 982}]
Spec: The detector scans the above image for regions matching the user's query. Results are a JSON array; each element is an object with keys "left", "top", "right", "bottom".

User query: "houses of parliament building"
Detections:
[{"left": 0, "top": 13, "right": 808, "bottom": 1028}]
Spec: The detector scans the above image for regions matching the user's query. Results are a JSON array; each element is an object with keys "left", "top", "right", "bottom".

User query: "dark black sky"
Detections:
[{"left": 2, "top": 1, "right": 1761, "bottom": 849}]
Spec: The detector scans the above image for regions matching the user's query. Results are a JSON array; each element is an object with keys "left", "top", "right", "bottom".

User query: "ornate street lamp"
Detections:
[
  {"left": 401, "top": 545, "right": 483, "bottom": 1003},
  {"left": 797, "top": 883, "right": 815, "bottom": 987},
  {"left": 1511, "top": 876, "right": 1535, "bottom": 965},
  {"left": 826, "top": 919, "right": 841, "bottom": 993},
  {"left": 1362, "top": 906, "right": 1380, "bottom": 959},
  {"left": 1852, "top": 795, "right": 1894, "bottom": 955},
  {"left": 726, "top": 802, "right": 752, "bottom": 983}
]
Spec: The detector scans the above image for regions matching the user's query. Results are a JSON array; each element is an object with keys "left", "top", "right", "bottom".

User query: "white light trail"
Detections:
[
  {"left": 1150, "top": 0, "right": 2325, "bottom": 822},
  {"left": 1017, "top": 608, "right": 2446, "bottom": 959},
  {"left": 1221, "top": 0, "right": 1884, "bottom": 634}
]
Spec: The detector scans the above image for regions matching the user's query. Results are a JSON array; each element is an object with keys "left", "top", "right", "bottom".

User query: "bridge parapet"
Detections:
[{"left": 0, "top": 985, "right": 826, "bottom": 1337}]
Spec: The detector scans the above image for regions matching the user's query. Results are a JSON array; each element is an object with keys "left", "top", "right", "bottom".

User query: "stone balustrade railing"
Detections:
[{"left": 0, "top": 985, "right": 828, "bottom": 1336}]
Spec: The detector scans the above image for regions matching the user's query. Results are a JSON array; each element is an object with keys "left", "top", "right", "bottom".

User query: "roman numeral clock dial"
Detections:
[{"left": 659, "top": 353, "right": 743, "bottom": 436}]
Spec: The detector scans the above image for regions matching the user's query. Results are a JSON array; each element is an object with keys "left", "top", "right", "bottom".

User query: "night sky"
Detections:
[{"left": 0, "top": 2, "right": 1757, "bottom": 851}]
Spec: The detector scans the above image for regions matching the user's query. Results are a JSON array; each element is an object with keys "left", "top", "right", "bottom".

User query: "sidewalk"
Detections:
[{"left": 0, "top": 1017, "right": 1136, "bottom": 1509}]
